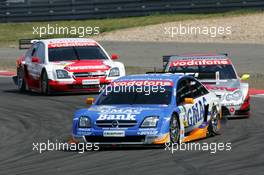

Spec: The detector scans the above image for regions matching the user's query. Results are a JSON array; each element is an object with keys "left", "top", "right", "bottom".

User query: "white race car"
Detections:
[
  {"left": 163, "top": 54, "right": 250, "bottom": 118},
  {"left": 13, "top": 38, "right": 126, "bottom": 94}
]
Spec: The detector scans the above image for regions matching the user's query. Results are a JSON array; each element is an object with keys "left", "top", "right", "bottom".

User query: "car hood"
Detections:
[
  {"left": 49, "top": 59, "right": 115, "bottom": 72},
  {"left": 75, "top": 105, "right": 170, "bottom": 122}
]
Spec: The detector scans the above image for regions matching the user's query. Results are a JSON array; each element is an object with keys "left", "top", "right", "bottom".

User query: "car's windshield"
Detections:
[
  {"left": 48, "top": 46, "right": 108, "bottom": 62},
  {"left": 96, "top": 86, "right": 172, "bottom": 105},
  {"left": 168, "top": 64, "right": 237, "bottom": 79}
]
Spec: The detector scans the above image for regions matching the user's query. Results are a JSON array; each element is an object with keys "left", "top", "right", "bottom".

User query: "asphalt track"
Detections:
[{"left": 0, "top": 42, "right": 264, "bottom": 175}]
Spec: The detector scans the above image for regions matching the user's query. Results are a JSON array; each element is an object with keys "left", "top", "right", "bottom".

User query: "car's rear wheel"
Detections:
[
  {"left": 41, "top": 71, "right": 50, "bottom": 95},
  {"left": 17, "top": 67, "right": 26, "bottom": 92},
  {"left": 169, "top": 114, "right": 180, "bottom": 144},
  {"left": 208, "top": 107, "right": 221, "bottom": 136}
]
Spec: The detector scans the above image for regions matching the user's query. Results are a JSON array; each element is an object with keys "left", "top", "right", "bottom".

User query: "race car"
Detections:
[
  {"left": 163, "top": 54, "right": 250, "bottom": 118},
  {"left": 13, "top": 38, "right": 125, "bottom": 94},
  {"left": 71, "top": 74, "right": 221, "bottom": 145}
]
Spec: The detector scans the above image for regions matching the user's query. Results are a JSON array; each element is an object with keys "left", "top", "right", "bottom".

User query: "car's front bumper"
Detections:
[
  {"left": 48, "top": 79, "right": 111, "bottom": 92},
  {"left": 71, "top": 133, "right": 170, "bottom": 145},
  {"left": 221, "top": 92, "right": 250, "bottom": 118},
  {"left": 222, "top": 105, "right": 250, "bottom": 118}
]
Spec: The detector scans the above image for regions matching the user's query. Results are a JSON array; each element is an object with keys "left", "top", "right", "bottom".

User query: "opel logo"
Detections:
[{"left": 112, "top": 120, "right": 119, "bottom": 128}]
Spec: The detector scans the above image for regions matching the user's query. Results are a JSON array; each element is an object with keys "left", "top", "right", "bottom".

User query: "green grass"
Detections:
[{"left": 0, "top": 9, "right": 262, "bottom": 47}]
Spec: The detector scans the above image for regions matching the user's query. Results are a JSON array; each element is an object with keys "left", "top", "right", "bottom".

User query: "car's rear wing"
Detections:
[
  {"left": 19, "top": 39, "right": 39, "bottom": 49},
  {"left": 162, "top": 54, "right": 229, "bottom": 69},
  {"left": 162, "top": 55, "right": 173, "bottom": 69}
]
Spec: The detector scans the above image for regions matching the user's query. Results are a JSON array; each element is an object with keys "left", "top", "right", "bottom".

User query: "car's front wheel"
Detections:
[
  {"left": 17, "top": 67, "right": 26, "bottom": 92},
  {"left": 41, "top": 70, "right": 50, "bottom": 95},
  {"left": 208, "top": 107, "right": 221, "bottom": 136},
  {"left": 169, "top": 114, "right": 180, "bottom": 144}
]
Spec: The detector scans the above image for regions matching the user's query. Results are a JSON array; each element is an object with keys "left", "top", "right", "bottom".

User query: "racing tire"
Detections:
[
  {"left": 41, "top": 70, "right": 50, "bottom": 95},
  {"left": 208, "top": 107, "right": 221, "bottom": 136},
  {"left": 17, "top": 67, "right": 26, "bottom": 92},
  {"left": 169, "top": 114, "right": 180, "bottom": 144}
]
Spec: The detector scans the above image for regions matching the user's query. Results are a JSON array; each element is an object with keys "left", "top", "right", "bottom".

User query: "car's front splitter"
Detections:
[
  {"left": 71, "top": 133, "right": 170, "bottom": 145},
  {"left": 222, "top": 104, "right": 250, "bottom": 118}
]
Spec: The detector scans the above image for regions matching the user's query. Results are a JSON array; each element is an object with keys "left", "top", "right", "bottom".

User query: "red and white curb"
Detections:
[
  {"left": 249, "top": 88, "right": 264, "bottom": 98},
  {"left": 0, "top": 71, "right": 16, "bottom": 77}
]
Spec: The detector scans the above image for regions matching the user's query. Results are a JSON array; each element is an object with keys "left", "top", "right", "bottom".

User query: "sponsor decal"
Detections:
[
  {"left": 137, "top": 129, "right": 158, "bottom": 135},
  {"left": 100, "top": 108, "right": 142, "bottom": 114},
  {"left": 111, "top": 80, "right": 173, "bottom": 87},
  {"left": 179, "top": 106, "right": 188, "bottom": 127},
  {"left": 66, "top": 65, "right": 108, "bottom": 71},
  {"left": 186, "top": 97, "right": 207, "bottom": 127},
  {"left": 48, "top": 42, "right": 97, "bottom": 48},
  {"left": 77, "top": 131, "right": 92, "bottom": 135},
  {"left": 170, "top": 59, "right": 231, "bottom": 67},
  {"left": 51, "top": 61, "right": 74, "bottom": 67},
  {"left": 205, "top": 85, "right": 238, "bottom": 92},
  {"left": 97, "top": 114, "right": 136, "bottom": 121},
  {"left": 82, "top": 79, "right": 100, "bottom": 85},
  {"left": 170, "top": 55, "right": 227, "bottom": 60},
  {"left": 103, "top": 130, "right": 125, "bottom": 137},
  {"left": 97, "top": 108, "right": 143, "bottom": 121}
]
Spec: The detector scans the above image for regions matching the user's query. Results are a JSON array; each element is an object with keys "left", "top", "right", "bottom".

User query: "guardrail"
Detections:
[{"left": 1, "top": 0, "right": 264, "bottom": 22}]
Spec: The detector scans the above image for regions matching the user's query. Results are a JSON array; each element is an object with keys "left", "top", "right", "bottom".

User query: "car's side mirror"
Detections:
[
  {"left": 240, "top": 74, "right": 250, "bottom": 81},
  {"left": 32, "top": 57, "right": 40, "bottom": 63},
  {"left": 111, "top": 54, "right": 119, "bottom": 60},
  {"left": 184, "top": 98, "right": 194, "bottom": 104},
  {"left": 86, "top": 97, "right": 95, "bottom": 105}
]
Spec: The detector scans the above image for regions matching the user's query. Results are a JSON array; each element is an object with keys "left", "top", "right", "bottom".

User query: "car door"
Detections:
[
  {"left": 176, "top": 78, "right": 194, "bottom": 133},
  {"left": 188, "top": 78, "right": 209, "bottom": 129},
  {"left": 24, "top": 43, "right": 38, "bottom": 87},
  {"left": 26, "top": 42, "right": 45, "bottom": 88},
  {"left": 177, "top": 78, "right": 209, "bottom": 133}
]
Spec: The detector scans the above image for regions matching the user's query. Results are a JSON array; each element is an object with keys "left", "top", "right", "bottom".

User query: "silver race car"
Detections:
[{"left": 163, "top": 54, "right": 250, "bottom": 118}]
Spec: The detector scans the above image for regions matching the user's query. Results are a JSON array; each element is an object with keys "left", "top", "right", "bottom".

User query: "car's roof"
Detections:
[
  {"left": 38, "top": 38, "right": 97, "bottom": 45},
  {"left": 115, "top": 73, "right": 183, "bottom": 82}
]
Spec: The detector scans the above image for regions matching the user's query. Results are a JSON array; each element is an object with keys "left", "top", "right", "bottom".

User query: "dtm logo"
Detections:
[
  {"left": 187, "top": 97, "right": 207, "bottom": 126},
  {"left": 97, "top": 114, "right": 136, "bottom": 121}
]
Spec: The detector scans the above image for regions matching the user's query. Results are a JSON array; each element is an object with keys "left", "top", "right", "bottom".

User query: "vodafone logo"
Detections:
[
  {"left": 111, "top": 80, "right": 173, "bottom": 86},
  {"left": 66, "top": 65, "right": 108, "bottom": 70},
  {"left": 48, "top": 42, "right": 97, "bottom": 48},
  {"left": 205, "top": 85, "right": 237, "bottom": 92},
  {"left": 170, "top": 59, "right": 231, "bottom": 67}
]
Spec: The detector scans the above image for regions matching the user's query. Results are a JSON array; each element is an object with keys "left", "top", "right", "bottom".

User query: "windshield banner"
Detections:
[
  {"left": 48, "top": 42, "right": 97, "bottom": 48},
  {"left": 111, "top": 80, "right": 173, "bottom": 87},
  {"left": 170, "top": 59, "right": 231, "bottom": 67}
]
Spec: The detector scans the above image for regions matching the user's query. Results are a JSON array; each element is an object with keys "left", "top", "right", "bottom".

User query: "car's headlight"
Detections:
[
  {"left": 79, "top": 116, "right": 91, "bottom": 128},
  {"left": 140, "top": 116, "right": 159, "bottom": 128},
  {"left": 56, "top": 69, "right": 71, "bottom": 79},
  {"left": 226, "top": 90, "right": 243, "bottom": 101},
  {"left": 108, "top": 67, "right": 120, "bottom": 77}
]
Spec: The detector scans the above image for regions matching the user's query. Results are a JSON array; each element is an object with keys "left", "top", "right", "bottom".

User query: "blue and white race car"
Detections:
[{"left": 71, "top": 74, "right": 221, "bottom": 145}]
